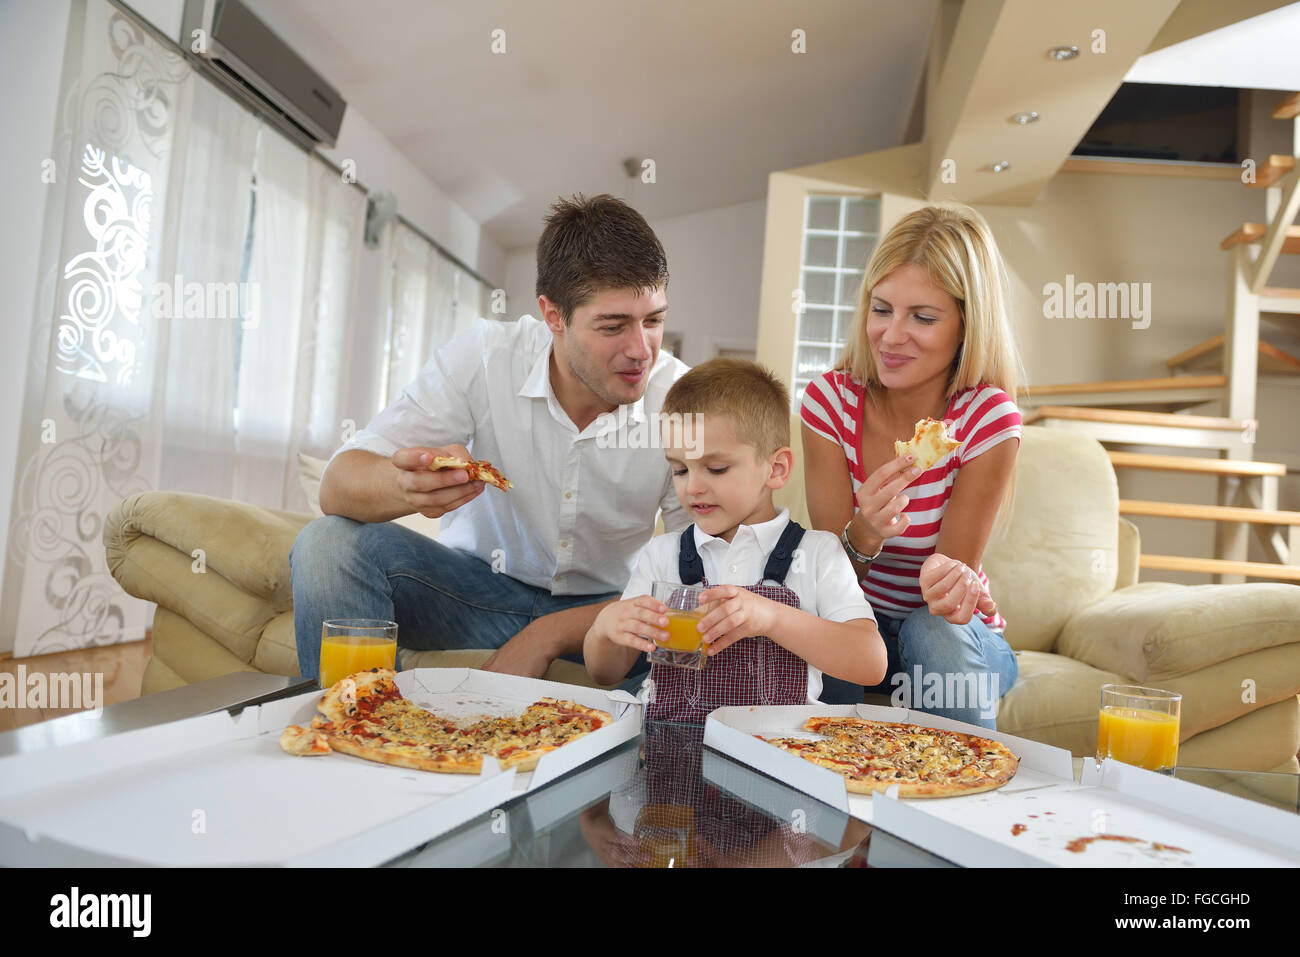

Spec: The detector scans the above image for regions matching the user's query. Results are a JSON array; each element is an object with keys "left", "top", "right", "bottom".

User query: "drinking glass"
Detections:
[
  {"left": 319, "top": 619, "right": 398, "bottom": 688},
  {"left": 1096, "top": 684, "right": 1181, "bottom": 774},
  {"left": 647, "top": 581, "right": 709, "bottom": 671}
]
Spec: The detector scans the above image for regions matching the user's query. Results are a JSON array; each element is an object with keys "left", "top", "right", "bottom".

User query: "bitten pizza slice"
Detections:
[
  {"left": 893, "top": 417, "right": 960, "bottom": 471},
  {"left": 427, "top": 455, "right": 513, "bottom": 491}
]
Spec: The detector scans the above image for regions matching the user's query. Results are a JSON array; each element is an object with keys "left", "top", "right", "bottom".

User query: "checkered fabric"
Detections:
[
  {"left": 645, "top": 521, "right": 809, "bottom": 723},
  {"left": 638, "top": 721, "right": 777, "bottom": 861}
]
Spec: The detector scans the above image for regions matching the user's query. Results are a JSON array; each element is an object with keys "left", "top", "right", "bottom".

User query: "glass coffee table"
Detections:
[{"left": 384, "top": 724, "right": 1300, "bottom": 868}]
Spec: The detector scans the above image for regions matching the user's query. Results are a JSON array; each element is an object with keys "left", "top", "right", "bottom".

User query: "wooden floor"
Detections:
[{"left": 0, "top": 633, "right": 152, "bottom": 733}]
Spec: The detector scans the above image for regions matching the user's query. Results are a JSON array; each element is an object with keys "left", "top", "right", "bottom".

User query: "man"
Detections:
[{"left": 291, "top": 194, "right": 689, "bottom": 683}]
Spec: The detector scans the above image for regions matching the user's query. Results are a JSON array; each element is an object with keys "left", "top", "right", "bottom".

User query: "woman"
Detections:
[{"left": 801, "top": 204, "right": 1022, "bottom": 729}]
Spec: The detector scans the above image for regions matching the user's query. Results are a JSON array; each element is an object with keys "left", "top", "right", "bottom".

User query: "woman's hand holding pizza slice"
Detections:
[
  {"left": 919, "top": 552, "right": 997, "bottom": 625},
  {"left": 849, "top": 452, "right": 923, "bottom": 551}
]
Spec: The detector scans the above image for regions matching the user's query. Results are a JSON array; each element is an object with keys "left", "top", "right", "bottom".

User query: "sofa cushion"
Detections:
[
  {"left": 106, "top": 491, "right": 310, "bottom": 612},
  {"left": 1146, "top": 641, "right": 1300, "bottom": 737},
  {"left": 991, "top": 650, "right": 1127, "bottom": 756},
  {"left": 254, "top": 612, "right": 301, "bottom": 677},
  {"left": 1058, "top": 581, "right": 1300, "bottom": 682},
  {"left": 111, "top": 531, "right": 278, "bottom": 661},
  {"left": 150, "top": 606, "right": 261, "bottom": 686},
  {"left": 1178, "top": 695, "right": 1300, "bottom": 772},
  {"left": 981, "top": 427, "right": 1119, "bottom": 653}
]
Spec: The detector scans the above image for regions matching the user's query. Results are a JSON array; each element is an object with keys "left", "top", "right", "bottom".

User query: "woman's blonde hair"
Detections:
[
  {"left": 837, "top": 203, "right": 1023, "bottom": 532},
  {"left": 837, "top": 203, "right": 1021, "bottom": 400}
]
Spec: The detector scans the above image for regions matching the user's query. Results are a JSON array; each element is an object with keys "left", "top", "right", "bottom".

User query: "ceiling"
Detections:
[
  {"left": 1126, "top": 2, "right": 1300, "bottom": 90},
  {"left": 241, "top": 0, "right": 937, "bottom": 250}
]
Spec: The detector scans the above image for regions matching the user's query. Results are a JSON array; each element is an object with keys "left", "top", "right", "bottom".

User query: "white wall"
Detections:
[{"left": 502, "top": 198, "right": 768, "bottom": 366}]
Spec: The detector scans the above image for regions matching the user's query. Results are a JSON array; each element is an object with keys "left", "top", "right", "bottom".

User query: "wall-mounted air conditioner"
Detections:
[{"left": 181, "top": 0, "right": 346, "bottom": 148}]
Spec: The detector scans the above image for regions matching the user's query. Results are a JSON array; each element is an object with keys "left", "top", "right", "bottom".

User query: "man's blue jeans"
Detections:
[
  {"left": 818, "top": 607, "right": 1019, "bottom": 730},
  {"left": 290, "top": 515, "right": 643, "bottom": 685}
]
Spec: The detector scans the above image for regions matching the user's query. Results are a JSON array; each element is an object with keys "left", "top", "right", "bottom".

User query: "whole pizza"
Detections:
[
  {"left": 280, "top": 669, "right": 611, "bottom": 773},
  {"left": 760, "top": 717, "right": 1019, "bottom": 798}
]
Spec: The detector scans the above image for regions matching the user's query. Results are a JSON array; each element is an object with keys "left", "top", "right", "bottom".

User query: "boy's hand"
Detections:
[
  {"left": 696, "top": 586, "right": 783, "bottom": 655},
  {"left": 590, "top": 596, "right": 670, "bottom": 653},
  {"left": 919, "top": 553, "right": 997, "bottom": 625}
]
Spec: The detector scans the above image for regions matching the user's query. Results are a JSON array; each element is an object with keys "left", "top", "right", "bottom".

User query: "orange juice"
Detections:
[
  {"left": 658, "top": 611, "right": 705, "bottom": 651},
  {"left": 319, "top": 636, "right": 397, "bottom": 688},
  {"left": 1097, "top": 705, "right": 1180, "bottom": 771}
]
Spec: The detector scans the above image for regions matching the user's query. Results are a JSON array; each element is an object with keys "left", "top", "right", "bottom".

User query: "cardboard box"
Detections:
[
  {"left": 0, "top": 669, "right": 639, "bottom": 866},
  {"left": 704, "top": 703, "right": 1300, "bottom": 867}
]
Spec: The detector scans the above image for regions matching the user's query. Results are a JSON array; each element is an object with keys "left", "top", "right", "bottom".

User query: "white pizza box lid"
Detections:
[
  {"left": 703, "top": 703, "right": 1300, "bottom": 867},
  {"left": 0, "top": 668, "right": 639, "bottom": 867}
]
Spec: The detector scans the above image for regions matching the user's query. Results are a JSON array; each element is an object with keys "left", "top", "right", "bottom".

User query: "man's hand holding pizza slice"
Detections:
[{"left": 392, "top": 444, "right": 485, "bottom": 519}]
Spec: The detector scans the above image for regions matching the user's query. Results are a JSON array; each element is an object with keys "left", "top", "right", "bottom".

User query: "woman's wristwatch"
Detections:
[{"left": 841, "top": 518, "right": 884, "bottom": 564}]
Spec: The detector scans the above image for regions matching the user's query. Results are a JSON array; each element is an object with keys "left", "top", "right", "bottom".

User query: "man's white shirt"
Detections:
[
  {"left": 328, "top": 315, "right": 690, "bottom": 594},
  {"left": 622, "top": 508, "right": 877, "bottom": 702}
]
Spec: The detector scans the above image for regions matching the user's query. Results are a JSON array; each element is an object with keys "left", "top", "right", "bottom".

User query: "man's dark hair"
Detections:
[{"left": 535, "top": 194, "right": 669, "bottom": 323}]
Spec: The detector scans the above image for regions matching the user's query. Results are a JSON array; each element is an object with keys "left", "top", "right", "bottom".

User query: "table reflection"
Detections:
[{"left": 576, "top": 722, "right": 872, "bottom": 868}]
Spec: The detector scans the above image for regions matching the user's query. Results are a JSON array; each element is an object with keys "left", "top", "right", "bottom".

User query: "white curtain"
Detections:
[
  {"left": 379, "top": 222, "right": 486, "bottom": 409},
  {"left": 2, "top": 0, "right": 364, "bottom": 656}
]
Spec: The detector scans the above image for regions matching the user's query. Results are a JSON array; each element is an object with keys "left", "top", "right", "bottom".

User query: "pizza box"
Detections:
[
  {"left": 0, "top": 668, "right": 639, "bottom": 867},
  {"left": 703, "top": 703, "right": 1300, "bottom": 868}
]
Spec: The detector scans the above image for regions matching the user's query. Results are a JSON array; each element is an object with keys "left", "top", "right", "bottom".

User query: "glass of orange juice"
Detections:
[
  {"left": 647, "top": 582, "right": 708, "bottom": 671},
  {"left": 1096, "top": 684, "right": 1181, "bottom": 774},
  {"left": 319, "top": 619, "right": 398, "bottom": 688}
]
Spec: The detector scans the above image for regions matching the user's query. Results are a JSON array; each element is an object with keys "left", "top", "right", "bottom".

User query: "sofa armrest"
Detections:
[
  {"left": 1115, "top": 516, "right": 1139, "bottom": 590},
  {"left": 105, "top": 491, "right": 313, "bottom": 611},
  {"left": 1057, "top": 581, "right": 1300, "bottom": 682}
]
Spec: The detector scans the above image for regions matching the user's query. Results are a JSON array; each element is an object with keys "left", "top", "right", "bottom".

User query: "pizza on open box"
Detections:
[
  {"left": 280, "top": 668, "right": 611, "bottom": 774},
  {"left": 759, "top": 716, "right": 1019, "bottom": 798}
]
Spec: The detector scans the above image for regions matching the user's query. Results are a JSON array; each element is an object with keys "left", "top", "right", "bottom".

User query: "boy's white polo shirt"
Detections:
[{"left": 622, "top": 507, "right": 876, "bottom": 702}]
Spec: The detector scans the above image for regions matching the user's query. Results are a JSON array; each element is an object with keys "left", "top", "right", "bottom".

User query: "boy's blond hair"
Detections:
[{"left": 662, "top": 358, "right": 790, "bottom": 455}]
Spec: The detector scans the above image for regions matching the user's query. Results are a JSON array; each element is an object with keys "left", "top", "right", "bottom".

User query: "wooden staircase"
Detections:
[{"left": 1023, "top": 91, "right": 1300, "bottom": 585}]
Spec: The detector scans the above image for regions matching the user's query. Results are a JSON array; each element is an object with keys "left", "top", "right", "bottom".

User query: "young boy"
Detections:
[{"left": 584, "top": 359, "right": 887, "bottom": 722}]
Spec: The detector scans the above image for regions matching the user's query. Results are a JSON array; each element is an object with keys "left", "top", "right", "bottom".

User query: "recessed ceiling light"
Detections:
[
  {"left": 1048, "top": 45, "right": 1079, "bottom": 60},
  {"left": 989, "top": 161, "right": 1011, "bottom": 173},
  {"left": 1010, "top": 111, "right": 1040, "bottom": 125}
]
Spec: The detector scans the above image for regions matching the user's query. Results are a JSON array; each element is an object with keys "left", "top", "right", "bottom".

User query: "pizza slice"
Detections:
[
  {"left": 428, "top": 455, "right": 513, "bottom": 491},
  {"left": 893, "top": 417, "right": 960, "bottom": 471},
  {"left": 279, "top": 725, "right": 331, "bottom": 756}
]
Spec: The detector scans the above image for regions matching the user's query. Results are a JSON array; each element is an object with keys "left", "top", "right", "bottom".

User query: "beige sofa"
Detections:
[{"left": 104, "top": 425, "right": 1300, "bottom": 772}]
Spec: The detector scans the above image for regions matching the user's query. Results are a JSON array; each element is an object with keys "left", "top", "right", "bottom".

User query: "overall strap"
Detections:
[
  {"left": 761, "top": 521, "right": 806, "bottom": 584},
  {"left": 677, "top": 525, "right": 705, "bottom": 585}
]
